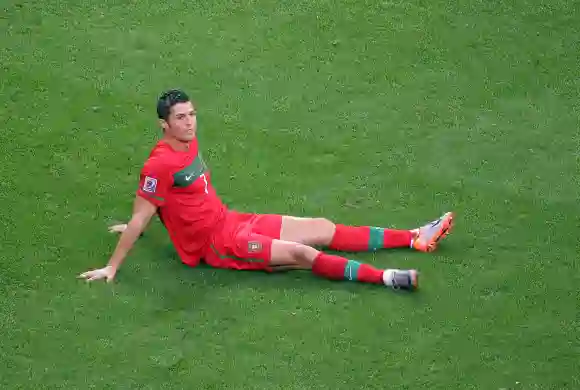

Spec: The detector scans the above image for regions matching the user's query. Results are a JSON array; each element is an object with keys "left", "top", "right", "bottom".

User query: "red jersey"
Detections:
[{"left": 136, "top": 138, "right": 227, "bottom": 266}]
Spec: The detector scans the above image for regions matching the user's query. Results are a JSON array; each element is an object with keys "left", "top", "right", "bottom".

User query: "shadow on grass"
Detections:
[{"left": 110, "top": 242, "right": 429, "bottom": 315}]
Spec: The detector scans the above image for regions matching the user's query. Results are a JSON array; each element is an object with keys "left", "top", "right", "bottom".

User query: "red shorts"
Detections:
[{"left": 203, "top": 210, "right": 282, "bottom": 271}]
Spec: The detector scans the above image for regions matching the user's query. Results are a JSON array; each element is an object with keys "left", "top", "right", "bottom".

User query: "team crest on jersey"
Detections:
[
  {"left": 142, "top": 176, "right": 158, "bottom": 193},
  {"left": 248, "top": 241, "right": 262, "bottom": 253}
]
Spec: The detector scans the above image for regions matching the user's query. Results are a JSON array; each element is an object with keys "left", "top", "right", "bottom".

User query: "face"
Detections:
[{"left": 161, "top": 101, "right": 197, "bottom": 142}]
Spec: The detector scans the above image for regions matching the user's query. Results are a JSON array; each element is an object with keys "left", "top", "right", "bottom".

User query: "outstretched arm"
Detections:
[{"left": 78, "top": 195, "right": 157, "bottom": 283}]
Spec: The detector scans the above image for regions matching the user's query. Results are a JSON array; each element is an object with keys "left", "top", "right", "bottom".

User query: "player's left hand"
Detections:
[{"left": 108, "top": 223, "right": 128, "bottom": 234}]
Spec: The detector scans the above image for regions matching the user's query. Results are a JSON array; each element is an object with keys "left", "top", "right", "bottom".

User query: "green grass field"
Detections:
[{"left": 1, "top": 0, "right": 579, "bottom": 388}]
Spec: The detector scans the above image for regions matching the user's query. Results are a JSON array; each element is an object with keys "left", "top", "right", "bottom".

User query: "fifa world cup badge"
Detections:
[{"left": 143, "top": 176, "right": 158, "bottom": 193}]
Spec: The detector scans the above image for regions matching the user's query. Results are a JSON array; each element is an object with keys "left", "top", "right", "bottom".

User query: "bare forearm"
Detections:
[
  {"left": 78, "top": 195, "right": 157, "bottom": 283},
  {"left": 107, "top": 218, "right": 148, "bottom": 271}
]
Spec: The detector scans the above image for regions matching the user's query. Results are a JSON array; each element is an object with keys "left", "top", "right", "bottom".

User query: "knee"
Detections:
[
  {"left": 313, "top": 217, "right": 334, "bottom": 229},
  {"left": 313, "top": 218, "right": 336, "bottom": 242},
  {"left": 288, "top": 243, "right": 319, "bottom": 265},
  {"left": 311, "top": 218, "right": 335, "bottom": 237}
]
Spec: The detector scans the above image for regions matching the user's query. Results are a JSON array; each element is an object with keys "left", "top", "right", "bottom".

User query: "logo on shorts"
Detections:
[
  {"left": 248, "top": 241, "right": 262, "bottom": 253},
  {"left": 143, "top": 176, "right": 158, "bottom": 193}
]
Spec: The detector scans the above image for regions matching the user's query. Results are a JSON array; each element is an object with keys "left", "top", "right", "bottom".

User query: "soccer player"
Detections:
[{"left": 78, "top": 89, "right": 454, "bottom": 291}]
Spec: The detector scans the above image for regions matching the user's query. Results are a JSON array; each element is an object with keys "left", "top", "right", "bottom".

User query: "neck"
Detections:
[{"left": 162, "top": 135, "right": 192, "bottom": 152}]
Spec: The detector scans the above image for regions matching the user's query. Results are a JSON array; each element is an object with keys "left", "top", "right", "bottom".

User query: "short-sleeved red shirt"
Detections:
[{"left": 136, "top": 138, "right": 227, "bottom": 266}]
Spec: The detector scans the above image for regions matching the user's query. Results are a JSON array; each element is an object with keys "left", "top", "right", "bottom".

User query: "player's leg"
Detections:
[
  {"left": 206, "top": 231, "right": 419, "bottom": 290},
  {"left": 204, "top": 223, "right": 418, "bottom": 290},
  {"left": 270, "top": 240, "right": 419, "bottom": 290},
  {"left": 279, "top": 212, "right": 454, "bottom": 253}
]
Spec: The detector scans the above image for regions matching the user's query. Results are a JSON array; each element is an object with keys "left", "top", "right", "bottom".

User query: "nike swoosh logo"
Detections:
[{"left": 185, "top": 174, "right": 194, "bottom": 181}]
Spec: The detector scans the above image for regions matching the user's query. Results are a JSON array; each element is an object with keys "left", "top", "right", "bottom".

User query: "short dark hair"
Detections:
[{"left": 156, "top": 89, "right": 190, "bottom": 120}]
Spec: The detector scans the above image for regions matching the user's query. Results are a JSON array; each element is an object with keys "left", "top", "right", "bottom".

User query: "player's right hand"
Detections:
[{"left": 78, "top": 265, "right": 116, "bottom": 283}]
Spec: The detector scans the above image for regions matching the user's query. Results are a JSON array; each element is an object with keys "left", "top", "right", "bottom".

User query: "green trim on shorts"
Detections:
[{"left": 210, "top": 244, "right": 265, "bottom": 263}]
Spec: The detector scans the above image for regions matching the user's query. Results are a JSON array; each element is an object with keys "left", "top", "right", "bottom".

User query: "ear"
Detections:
[{"left": 158, "top": 118, "right": 168, "bottom": 132}]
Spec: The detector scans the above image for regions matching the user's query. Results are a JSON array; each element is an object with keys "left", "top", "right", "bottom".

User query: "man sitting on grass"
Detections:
[{"left": 79, "top": 89, "right": 454, "bottom": 291}]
